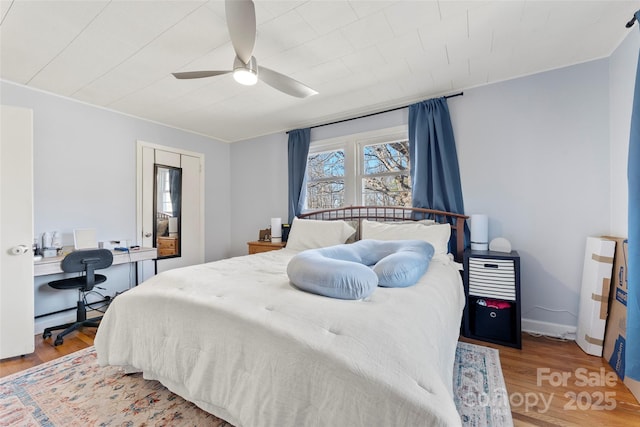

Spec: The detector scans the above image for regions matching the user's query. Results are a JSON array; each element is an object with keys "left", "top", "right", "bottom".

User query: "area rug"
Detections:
[
  {"left": 1, "top": 342, "right": 512, "bottom": 426},
  {"left": 454, "top": 342, "right": 513, "bottom": 427}
]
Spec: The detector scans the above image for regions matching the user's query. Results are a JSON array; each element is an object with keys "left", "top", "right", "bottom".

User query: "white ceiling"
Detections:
[{"left": 1, "top": 0, "right": 638, "bottom": 143}]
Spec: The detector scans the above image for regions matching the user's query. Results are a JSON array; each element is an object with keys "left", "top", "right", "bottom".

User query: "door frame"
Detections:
[{"left": 136, "top": 140, "right": 205, "bottom": 271}]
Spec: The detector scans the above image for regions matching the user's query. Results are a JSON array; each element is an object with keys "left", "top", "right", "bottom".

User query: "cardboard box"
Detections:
[
  {"left": 576, "top": 237, "right": 615, "bottom": 356},
  {"left": 601, "top": 237, "right": 640, "bottom": 404},
  {"left": 602, "top": 237, "right": 627, "bottom": 372}
]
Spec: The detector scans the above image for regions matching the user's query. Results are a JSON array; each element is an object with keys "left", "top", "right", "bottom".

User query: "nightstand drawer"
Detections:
[
  {"left": 473, "top": 303, "right": 514, "bottom": 342},
  {"left": 247, "top": 241, "right": 286, "bottom": 255},
  {"left": 468, "top": 257, "right": 516, "bottom": 300},
  {"left": 158, "top": 239, "right": 176, "bottom": 249},
  {"left": 157, "top": 237, "right": 178, "bottom": 256}
]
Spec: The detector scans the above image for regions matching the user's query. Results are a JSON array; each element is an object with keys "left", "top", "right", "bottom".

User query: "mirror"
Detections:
[{"left": 154, "top": 164, "right": 182, "bottom": 259}]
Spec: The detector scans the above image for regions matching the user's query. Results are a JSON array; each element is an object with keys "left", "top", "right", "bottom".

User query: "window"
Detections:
[
  {"left": 304, "top": 127, "right": 411, "bottom": 210},
  {"left": 162, "top": 172, "right": 173, "bottom": 214}
]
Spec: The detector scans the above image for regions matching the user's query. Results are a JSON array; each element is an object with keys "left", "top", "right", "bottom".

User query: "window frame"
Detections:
[{"left": 305, "top": 126, "right": 408, "bottom": 211}]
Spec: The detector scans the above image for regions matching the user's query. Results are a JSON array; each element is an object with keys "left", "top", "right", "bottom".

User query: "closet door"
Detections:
[
  {"left": 0, "top": 106, "right": 34, "bottom": 358},
  {"left": 137, "top": 142, "right": 204, "bottom": 278},
  {"left": 176, "top": 154, "right": 204, "bottom": 267}
]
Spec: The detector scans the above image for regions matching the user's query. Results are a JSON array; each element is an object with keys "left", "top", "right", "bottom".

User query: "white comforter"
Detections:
[{"left": 95, "top": 248, "right": 465, "bottom": 427}]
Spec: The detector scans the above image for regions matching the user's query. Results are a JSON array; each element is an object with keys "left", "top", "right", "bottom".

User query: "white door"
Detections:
[
  {"left": 137, "top": 142, "right": 204, "bottom": 277},
  {"left": 0, "top": 106, "right": 34, "bottom": 359}
]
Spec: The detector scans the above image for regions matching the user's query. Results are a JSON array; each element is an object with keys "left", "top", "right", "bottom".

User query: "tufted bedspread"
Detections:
[{"left": 95, "top": 248, "right": 465, "bottom": 427}]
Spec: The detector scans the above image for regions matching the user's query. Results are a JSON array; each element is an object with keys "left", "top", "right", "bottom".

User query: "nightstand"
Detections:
[
  {"left": 247, "top": 240, "right": 286, "bottom": 255},
  {"left": 157, "top": 236, "right": 179, "bottom": 257},
  {"left": 463, "top": 248, "right": 522, "bottom": 349}
]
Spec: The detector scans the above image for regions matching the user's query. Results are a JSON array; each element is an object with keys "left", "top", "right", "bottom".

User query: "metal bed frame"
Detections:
[{"left": 298, "top": 206, "right": 468, "bottom": 261}]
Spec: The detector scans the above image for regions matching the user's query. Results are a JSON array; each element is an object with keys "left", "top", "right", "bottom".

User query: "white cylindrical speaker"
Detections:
[
  {"left": 271, "top": 218, "right": 282, "bottom": 243},
  {"left": 470, "top": 214, "right": 489, "bottom": 251},
  {"left": 168, "top": 217, "right": 178, "bottom": 234}
]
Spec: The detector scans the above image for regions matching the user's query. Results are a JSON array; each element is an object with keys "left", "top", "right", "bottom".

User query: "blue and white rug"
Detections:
[{"left": 454, "top": 342, "right": 513, "bottom": 426}]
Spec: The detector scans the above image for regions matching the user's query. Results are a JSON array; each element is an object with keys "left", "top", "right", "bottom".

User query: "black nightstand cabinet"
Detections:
[{"left": 463, "top": 249, "right": 521, "bottom": 349}]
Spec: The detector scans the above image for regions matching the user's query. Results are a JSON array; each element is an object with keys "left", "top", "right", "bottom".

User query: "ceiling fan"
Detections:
[{"left": 172, "top": 0, "right": 318, "bottom": 99}]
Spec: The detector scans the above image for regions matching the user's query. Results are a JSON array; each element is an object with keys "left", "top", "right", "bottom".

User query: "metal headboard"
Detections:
[{"left": 298, "top": 206, "right": 468, "bottom": 261}]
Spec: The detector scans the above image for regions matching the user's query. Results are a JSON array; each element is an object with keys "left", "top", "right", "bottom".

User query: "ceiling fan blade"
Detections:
[
  {"left": 259, "top": 66, "right": 318, "bottom": 98},
  {"left": 225, "top": 0, "right": 256, "bottom": 64},
  {"left": 172, "top": 70, "right": 231, "bottom": 79}
]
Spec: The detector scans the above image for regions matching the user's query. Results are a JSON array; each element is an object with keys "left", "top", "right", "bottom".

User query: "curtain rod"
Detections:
[{"left": 287, "top": 91, "right": 463, "bottom": 134}]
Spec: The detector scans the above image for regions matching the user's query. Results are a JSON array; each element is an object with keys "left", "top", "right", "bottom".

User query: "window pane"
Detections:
[
  {"left": 306, "top": 149, "right": 345, "bottom": 209},
  {"left": 307, "top": 180, "right": 344, "bottom": 209},
  {"left": 362, "top": 175, "right": 411, "bottom": 207},
  {"left": 363, "top": 141, "right": 409, "bottom": 175},
  {"left": 307, "top": 150, "right": 344, "bottom": 179}
]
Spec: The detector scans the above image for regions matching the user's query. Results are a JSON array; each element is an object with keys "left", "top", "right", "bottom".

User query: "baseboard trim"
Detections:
[{"left": 522, "top": 318, "right": 577, "bottom": 341}]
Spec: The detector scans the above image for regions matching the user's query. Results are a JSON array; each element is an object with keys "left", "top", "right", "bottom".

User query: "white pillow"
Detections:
[
  {"left": 286, "top": 217, "right": 356, "bottom": 252},
  {"left": 361, "top": 219, "right": 451, "bottom": 255}
]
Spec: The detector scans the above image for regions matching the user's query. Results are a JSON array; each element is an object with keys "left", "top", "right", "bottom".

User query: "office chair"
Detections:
[{"left": 43, "top": 249, "right": 113, "bottom": 346}]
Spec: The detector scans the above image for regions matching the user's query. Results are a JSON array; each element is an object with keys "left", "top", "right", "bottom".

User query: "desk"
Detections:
[{"left": 34, "top": 247, "right": 157, "bottom": 284}]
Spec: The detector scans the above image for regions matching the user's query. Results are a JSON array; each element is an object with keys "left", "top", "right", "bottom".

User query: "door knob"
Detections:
[
  {"left": 10, "top": 245, "right": 30, "bottom": 255},
  {"left": 144, "top": 232, "right": 152, "bottom": 238}
]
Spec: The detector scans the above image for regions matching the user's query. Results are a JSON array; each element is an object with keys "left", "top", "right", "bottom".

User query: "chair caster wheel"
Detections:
[
  {"left": 54, "top": 337, "right": 64, "bottom": 346},
  {"left": 43, "top": 331, "right": 52, "bottom": 339}
]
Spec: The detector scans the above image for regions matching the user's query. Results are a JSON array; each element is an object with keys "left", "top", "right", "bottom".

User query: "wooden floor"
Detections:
[
  {"left": 1, "top": 331, "right": 639, "bottom": 426},
  {"left": 459, "top": 335, "right": 640, "bottom": 426}
]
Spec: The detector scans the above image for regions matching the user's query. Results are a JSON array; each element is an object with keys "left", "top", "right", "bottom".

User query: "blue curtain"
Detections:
[
  {"left": 409, "top": 97, "right": 469, "bottom": 255},
  {"left": 627, "top": 9, "right": 640, "bottom": 382},
  {"left": 169, "top": 168, "right": 181, "bottom": 218},
  {"left": 288, "top": 128, "right": 311, "bottom": 224}
]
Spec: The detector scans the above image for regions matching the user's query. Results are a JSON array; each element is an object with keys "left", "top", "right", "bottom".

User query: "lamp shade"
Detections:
[
  {"left": 470, "top": 214, "right": 488, "bottom": 251},
  {"left": 271, "top": 218, "right": 282, "bottom": 242},
  {"left": 168, "top": 217, "right": 178, "bottom": 234}
]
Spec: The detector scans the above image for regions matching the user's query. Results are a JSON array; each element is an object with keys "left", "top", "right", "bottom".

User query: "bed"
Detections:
[{"left": 95, "top": 206, "right": 468, "bottom": 426}]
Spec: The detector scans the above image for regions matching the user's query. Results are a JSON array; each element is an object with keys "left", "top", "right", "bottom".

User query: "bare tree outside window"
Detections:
[
  {"left": 306, "top": 150, "right": 345, "bottom": 209},
  {"left": 305, "top": 136, "right": 411, "bottom": 209},
  {"left": 362, "top": 140, "right": 411, "bottom": 207}
]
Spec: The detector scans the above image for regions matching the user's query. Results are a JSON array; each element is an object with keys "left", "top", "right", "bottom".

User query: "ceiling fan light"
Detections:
[
  {"left": 233, "top": 68, "right": 258, "bottom": 86},
  {"left": 233, "top": 56, "right": 258, "bottom": 86}
]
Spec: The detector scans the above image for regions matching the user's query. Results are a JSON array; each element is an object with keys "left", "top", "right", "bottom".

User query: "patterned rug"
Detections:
[
  {"left": 1, "top": 342, "right": 512, "bottom": 426},
  {"left": 454, "top": 342, "right": 513, "bottom": 427}
]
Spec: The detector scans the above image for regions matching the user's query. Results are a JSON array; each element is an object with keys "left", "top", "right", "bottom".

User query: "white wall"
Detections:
[
  {"left": 230, "top": 58, "right": 612, "bottom": 336},
  {"left": 453, "top": 59, "right": 610, "bottom": 334},
  {"left": 1, "top": 80, "right": 231, "bottom": 332},
  {"left": 229, "top": 132, "right": 288, "bottom": 256},
  {"left": 610, "top": 29, "right": 640, "bottom": 236}
]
